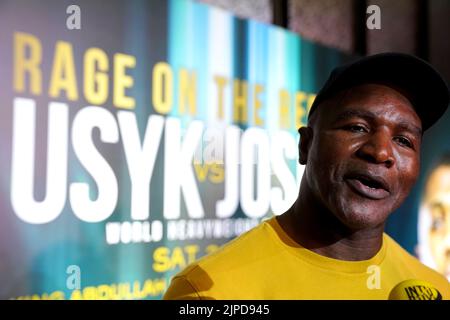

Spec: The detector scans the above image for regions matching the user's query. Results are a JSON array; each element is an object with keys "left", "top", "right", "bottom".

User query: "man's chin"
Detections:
[
  {"left": 332, "top": 193, "right": 393, "bottom": 230},
  {"left": 335, "top": 208, "right": 387, "bottom": 231}
]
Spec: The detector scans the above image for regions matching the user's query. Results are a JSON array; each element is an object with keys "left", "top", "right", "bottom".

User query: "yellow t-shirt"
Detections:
[{"left": 163, "top": 217, "right": 450, "bottom": 300}]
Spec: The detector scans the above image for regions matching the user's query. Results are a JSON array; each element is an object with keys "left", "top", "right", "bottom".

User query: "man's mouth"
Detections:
[{"left": 344, "top": 173, "right": 390, "bottom": 200}]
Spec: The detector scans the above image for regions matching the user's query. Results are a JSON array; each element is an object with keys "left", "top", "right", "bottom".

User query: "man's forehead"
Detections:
[
  {"left": 338, "top": 82, "right": 415, "bottom": 106},
  {"left": 330, "top": 84, "right": 420, "bottom": 121},
  {"left": 309, "top": 83, "right": 423, "bottom": 137}
]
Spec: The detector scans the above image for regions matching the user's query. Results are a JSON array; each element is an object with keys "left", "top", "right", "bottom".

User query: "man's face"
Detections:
[
  {"left": 304, "top": 83, "right": 422, "bottom": 230},
  {"left": 422, "top": 165, "right": 450, "bottom": 277}
]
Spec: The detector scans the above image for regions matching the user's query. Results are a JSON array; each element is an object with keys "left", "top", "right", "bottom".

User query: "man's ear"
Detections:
[{"left": 298, "top": 126, "right": 313, "bottom": 165}]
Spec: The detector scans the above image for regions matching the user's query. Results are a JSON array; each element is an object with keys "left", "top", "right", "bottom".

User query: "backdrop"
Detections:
[{"left": 0, "top": 0, "right": 446, "bottom": 300}]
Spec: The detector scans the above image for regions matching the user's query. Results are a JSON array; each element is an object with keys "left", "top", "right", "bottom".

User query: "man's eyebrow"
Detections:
[
  {"left": 333, "top": 109, "right": 376, "bottom": 123},
  {"left": 396, "top": 122, "right": 423, "bottom": 138},
  {"left": 333, "top": 109, "right": 423, "bottom": 137}
]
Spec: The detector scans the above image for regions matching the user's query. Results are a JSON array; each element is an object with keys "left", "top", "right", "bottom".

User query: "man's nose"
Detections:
[{"left": 356, "top": 130, "right": 395, "bottom": 168}]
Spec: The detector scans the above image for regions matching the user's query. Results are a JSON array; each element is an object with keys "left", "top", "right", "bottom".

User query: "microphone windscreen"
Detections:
[{"left": 388, "top": 279, "right": 442, "bottom": 300}]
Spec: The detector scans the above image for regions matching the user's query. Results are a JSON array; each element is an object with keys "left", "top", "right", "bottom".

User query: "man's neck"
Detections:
[{"left": 277, "top": 183, "right": 385, "bottom": 261}]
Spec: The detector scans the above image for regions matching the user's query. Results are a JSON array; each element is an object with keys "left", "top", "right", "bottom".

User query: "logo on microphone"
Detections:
[{"left": 389, "top": 279, "right": 442, "bottom": 300}]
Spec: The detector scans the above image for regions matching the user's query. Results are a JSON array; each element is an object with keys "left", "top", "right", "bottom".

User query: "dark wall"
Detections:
[{"left": 197, "top": 0, "right": 450, "bottom": 83}]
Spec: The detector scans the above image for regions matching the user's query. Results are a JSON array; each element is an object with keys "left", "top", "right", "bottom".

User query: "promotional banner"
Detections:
[
  {"left": 390, "top": 108, "right": 450, "bottom": 281},
  {"left": 2, "top": 0, "right": 445, "bottom": 300}
]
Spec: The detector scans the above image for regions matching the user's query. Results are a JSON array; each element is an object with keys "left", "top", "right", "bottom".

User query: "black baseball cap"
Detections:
[{"left": 308, "top": 52, "right": 450, "bottom": 131}]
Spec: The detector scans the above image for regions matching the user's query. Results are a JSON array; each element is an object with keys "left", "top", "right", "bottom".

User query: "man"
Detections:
[
  {"left": 164, "top": 53, "right": 450, "bottom": 300},
  {"left": 418, "top": 153, "right": 450, "bottom": 280}
]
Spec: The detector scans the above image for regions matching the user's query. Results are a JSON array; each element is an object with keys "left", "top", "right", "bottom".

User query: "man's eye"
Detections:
[
  {"left": 346, "top": 125, "right": 367, "bottom": 133},
  {"left": 394, "top": 136, "right": 413, "bottom": 148}
]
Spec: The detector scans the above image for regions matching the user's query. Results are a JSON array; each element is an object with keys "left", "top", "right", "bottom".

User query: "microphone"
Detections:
[{"left": 388, "top": 279, "right": 442, "bottom": 300}]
